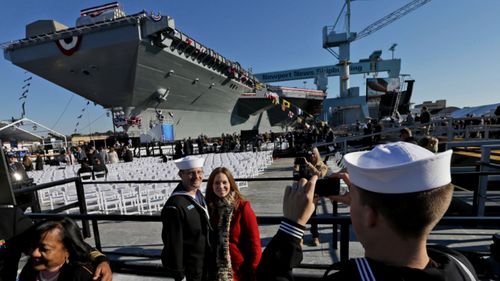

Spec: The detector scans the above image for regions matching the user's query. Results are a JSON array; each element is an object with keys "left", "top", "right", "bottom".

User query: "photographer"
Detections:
[
  {"left": 293, "top": 147, "right": 328, "bottom": 246},
  {"left": 258, "top": 142, "right": 478, "bottom": 281},
  {"left": 6, "top": 153, "right": 35, "bottom": 211}
]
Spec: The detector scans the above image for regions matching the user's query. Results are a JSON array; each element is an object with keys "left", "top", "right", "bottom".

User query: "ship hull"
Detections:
[{"left": 4, "top": 13, "right": 325, "bottom": 138}]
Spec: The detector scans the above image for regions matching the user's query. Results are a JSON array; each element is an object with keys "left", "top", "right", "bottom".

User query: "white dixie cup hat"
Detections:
[
  {"left": 343, "top": 141, "right": 452, "bottom": 194},
  {"left": 174, "top": 155, "right": 205, "bottom": 170}
]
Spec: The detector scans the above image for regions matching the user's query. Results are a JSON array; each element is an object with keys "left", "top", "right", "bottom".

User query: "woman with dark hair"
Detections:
[
  {"left": 206, "top": 167, "right": 261, "bottom": 281},
  {"left": 22, "top": 155, "right": 34, "bottom": 171},
  {"left": 18, "top": 218, "right": 95, "bottom": 281}
]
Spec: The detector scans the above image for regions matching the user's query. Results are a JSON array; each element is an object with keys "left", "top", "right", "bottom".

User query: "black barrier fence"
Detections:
[{"left": 14, "top": 167, "right": 500, "bottom": 238}]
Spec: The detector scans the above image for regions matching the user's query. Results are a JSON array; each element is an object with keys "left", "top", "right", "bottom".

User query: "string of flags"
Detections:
[
  {"left": 264, "top": 91, "right": 312, "bottom": 122},
  {"left": 19, "top": 73, "right": 32, "bottom": 118},
  {"left": 73, "top": 99, "right": 96, "bottom": 133}
]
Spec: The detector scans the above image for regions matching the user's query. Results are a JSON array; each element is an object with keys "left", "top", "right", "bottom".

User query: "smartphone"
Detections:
[{"left": 314, "top": 178, "right": 340, "bottom": 197}]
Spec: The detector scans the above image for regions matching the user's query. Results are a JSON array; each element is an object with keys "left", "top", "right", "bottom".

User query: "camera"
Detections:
[
  {"left": 294, "top": 157, "right": 306, "bottom": 165},
  {"left": 293, "top": 157, "right": 309, "bottom": 180},
  {"left": 314, "top": 178, "right": 340, "bottom": 197}
]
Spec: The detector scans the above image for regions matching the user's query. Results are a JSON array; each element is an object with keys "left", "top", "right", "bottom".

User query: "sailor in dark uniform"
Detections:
[
  {"left": 161, "top": 156, "right": 211, "bottom": 281},
  {"left": 257, "top": 142, "right": 479, "bottom": 281},
  {"left": 0, "top": 205, "right": 33, "bottom": 281}
]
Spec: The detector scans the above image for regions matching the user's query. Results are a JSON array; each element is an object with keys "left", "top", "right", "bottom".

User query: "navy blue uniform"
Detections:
[
  {"left": 257, "top": 219, "right": 478, "bottom": 281},
  {"left": 161, "top": 184, "right": 211, "bottom": 281}
]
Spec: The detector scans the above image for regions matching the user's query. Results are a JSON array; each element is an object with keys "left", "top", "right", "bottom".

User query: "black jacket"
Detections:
[
  {"left": 161, "top": 184, "right": 212, "bottom": 281},
  {"left": 18, "top": 259, "right": 94, "bottom": 281},
  {"left": 0, "top": 207, "right": 107, "bottom": 281},
  {"left": 257, "top": 220, "right": 479, "bottom": 281},
  {"left": 0, "top": 206, "right": 33, "bottom": 281},
  {"left": 420, "top": 111, "right": 431, "bottom": 124}
]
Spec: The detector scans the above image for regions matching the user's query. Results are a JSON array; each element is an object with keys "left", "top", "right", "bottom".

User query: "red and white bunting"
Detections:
[
  {"left": 55, "top": 36, "right": 82, "bottom": 56},
  {"left": 151, "top": 14, "right": 162, "bottom": 22}
]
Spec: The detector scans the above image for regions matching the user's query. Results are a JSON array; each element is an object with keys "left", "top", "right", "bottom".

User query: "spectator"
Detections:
[
  {"left": 18, "top": 218, "right": 111, "bottom": 281},
  {"left": 99, "top": 147, "right": 109, "bottom": 164},
  {"left": 205, "top": 167, "right": 261, "bottom": 281},
  {"left": 122, "top": 146, "right": 133, "bottom": 162},
  {"left": 108, "top": 147, "right": 119, "bottom": 164},
  {"left": 419, "top": 136, "right": 439, "bottom": 153},
  {"left": 420, "top": 106, "right": 432, "bottom": 134},
  {"left": 22, "top": 155, "right": 34, "bottom": 172},
  {"left": 7, "top": 153, "right": 29, "bottom": 183},
  {"left": 296, "top": 147, "right": 328, "bottom": 246},
  {"left": 64, "top": 150, "right": 77, "bottom": 166},
  {"left": 399, "top": 127, "right": 417, "bottom": 144},
  {"left": 77, "top": 162, "right": 93, "bottom": 180},
  {"left": 35, "top": 154, "right": 44, "bottom": 171},
  {"left": 75, "top": 147, "right": 86, "bottom": 164},
  {"left": 92, "top": 158, "right": 108, "bottom": 179}
]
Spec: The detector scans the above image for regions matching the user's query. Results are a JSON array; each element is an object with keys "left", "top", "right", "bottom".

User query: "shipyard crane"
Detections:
[{"left": 323, "top": 0, "right": 431, "bottom": 97}]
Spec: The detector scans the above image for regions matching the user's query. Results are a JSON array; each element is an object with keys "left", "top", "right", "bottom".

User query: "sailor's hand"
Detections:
[
  {"left": 94, "top": 261, "right": 112, "bottom": 281},
  {"left": 328, "top": 172, "right": 351, "bottom": 205},
  {"left": 284, "top": 176, "right": 318, "bottom": 226}
]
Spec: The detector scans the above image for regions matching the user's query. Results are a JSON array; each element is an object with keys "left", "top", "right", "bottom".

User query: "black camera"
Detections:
[
  {"left": 314, "top": 178, "right": 340, "bottom": 197},
  {"left": 293, "top": 157, "right": 309, "bottom": 180},
  {"left": 294, "top": 157, "right": 306, "bottom": 165}
]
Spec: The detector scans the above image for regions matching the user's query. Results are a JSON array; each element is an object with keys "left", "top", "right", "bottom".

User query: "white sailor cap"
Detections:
[
  {"left": 174, "top": 155, "right": 205, "bottom": 170},
  {"left": 343, "top": 141, "right": 452, "bottom": 194}
]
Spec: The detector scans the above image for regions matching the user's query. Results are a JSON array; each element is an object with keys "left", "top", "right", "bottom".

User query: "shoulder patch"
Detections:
[{"left": 187, "top": 204, "right": 195, "bottom": 210}]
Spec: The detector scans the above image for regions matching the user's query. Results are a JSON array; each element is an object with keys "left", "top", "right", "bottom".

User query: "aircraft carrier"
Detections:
[{"left": 2, "top": 2, "right": 325, "bottom": 139}]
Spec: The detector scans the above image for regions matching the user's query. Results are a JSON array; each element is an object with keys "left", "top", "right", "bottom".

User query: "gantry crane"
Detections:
[{"left": 323, "top": 0, "right": 431, "bottom": 97}]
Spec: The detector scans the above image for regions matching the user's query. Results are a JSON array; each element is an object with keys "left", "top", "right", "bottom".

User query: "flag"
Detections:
[
  {"left": 273, "top": 97, "right": 279, "bottom": 105},
  {"left": 282, "top": 99, "right": 290, "bottom": 109},
  {"left": 281, "top": 99, "right": 290, "bottom": 112}
]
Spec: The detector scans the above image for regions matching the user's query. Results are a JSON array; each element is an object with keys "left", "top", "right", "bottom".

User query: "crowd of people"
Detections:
[{"left": 1, "top": 139, "right": 484, "bottom": 280}]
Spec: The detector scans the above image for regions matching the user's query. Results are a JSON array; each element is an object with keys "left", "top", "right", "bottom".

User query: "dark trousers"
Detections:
[{"left": 310, "top": 209, "right": 319, "bottom": 238}]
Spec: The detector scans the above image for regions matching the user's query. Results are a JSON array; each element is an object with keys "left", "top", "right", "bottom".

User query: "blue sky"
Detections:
[{"left": 1, "top": 0, "right": 499, "bottom": 135}]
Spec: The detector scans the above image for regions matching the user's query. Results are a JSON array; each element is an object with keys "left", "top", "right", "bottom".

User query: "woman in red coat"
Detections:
[{"left": 206, "top": 167, "right": 262, "bottom": 281}]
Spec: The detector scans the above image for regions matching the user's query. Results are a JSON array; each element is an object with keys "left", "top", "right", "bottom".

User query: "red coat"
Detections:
[{"left": 229, "top": 200, "right": 262, "bottom": 281}]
